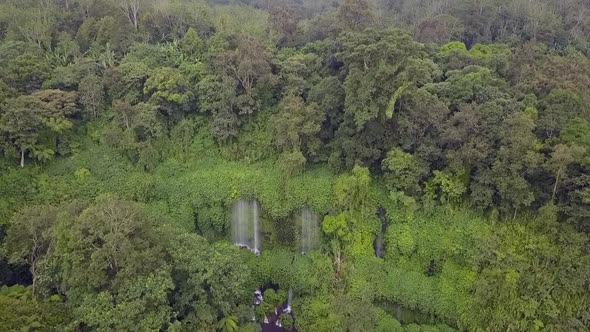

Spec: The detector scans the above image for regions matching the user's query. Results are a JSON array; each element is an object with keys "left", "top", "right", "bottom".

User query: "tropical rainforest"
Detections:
[{"left": 0, "top": 0, "right": 589, "bottom": 331}]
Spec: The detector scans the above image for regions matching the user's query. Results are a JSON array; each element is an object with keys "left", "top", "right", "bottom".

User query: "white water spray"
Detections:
[{"left": 232, "top": 199, "right": 261, "bottom": 255}]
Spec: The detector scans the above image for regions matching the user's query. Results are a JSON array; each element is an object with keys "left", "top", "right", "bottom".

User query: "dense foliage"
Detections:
[{"left": 0, "top": 0, "right": 589, "bottom": 331}]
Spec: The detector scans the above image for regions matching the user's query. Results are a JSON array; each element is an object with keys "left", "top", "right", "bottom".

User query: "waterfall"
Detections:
[
  {"left": 283, "top": 288, "right": 293, "bottom": 314},
  {"left": 254, "top": 289, "right": 263, "bottom": 305},
  {"left": 375, "top": 232, "right": 385, "bottom": 258},
  {"left": 301, "top": 207, "right": 320, "bottom": 254},
  {"left": 231, "top": 200, "right": 245, "bottom": 247},
  {"left": 253, "top": 200, "right": 260, "bottom": 254},
  {"left": 232, "top": 199, "right": 261, "bottom": 255},
  {"left": 374, "top": 207, "right": 388, "bottom": 258}
]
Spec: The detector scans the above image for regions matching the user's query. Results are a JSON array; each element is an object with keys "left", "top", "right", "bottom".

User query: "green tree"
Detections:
[
  {"left": 217, "top": 315, "right": 238, "bottom": 332},
  {"left": 164, "top": 237, "right": 249, "bottom": 329},
  {"left": 74, "top": 272, "right": 173, "bottom": 331},
  {"left": 48, "top": 32, "right": 81, "bottom": 66},
  {"left": 79, "top": 74, "right": 105, "bottom": 118},
  {"left": 416, "top": 15, "right": 464, "bottom": 44},
  {"left": 53, "top": 198, "right": 166, "bottom": 292},
  {"left": 393, "top": 88, "right": 449, "bottom": 162},
  {"left": 5, "top": 206, "right": 58, "bottom": 297},
  {"left": 217, "top": 34, "right": 273, "bottom": 116},
  {"left": 322, "top": 213, "right": 348, "bottom": 278},
  {"left": 144, "top": 67, "right": 195, "bottom": 120},
  {"left": 278, "top": 150, "right": 307, "bottom": 176},
  {"left": 47, "top": 198, "right": 171, "bottom": 330},
  {"left": 339, "top": 28, "right": 429, "bottom": 128},
  {"left": 107, "top": 100, "right": 165, "bottom": 169},
  {"left": 269, "top": 0, "right": 301, "bottom": 44},
  {"left": 32, "top": 89, "right": 79, "bottom": 119},
  {"left": 548, "top": 143, "right": 586, "bottom": 201},
  {"left": 0, "top": 96, "right": 46, "bottom": 167},
  {"left": 562, "top": 118, "right": 590, "bottom": 150},
  {"left": 337, "top": 0, "right": 374, "bottom": 31},
  {"left": 116, "top": 0, "right": 144, "bottom": 31},
  {"left": 334, "top": 165, "right": 372, "bottom": 212},
  {"left": 278, "top": 51, "right": 322, "bottom": 97},
  {"left": 538, "top": 89, "right": 587, "bottom": 139},
  {"left": 557, "top": 118, "right": 590, "bottom": 228},
  {"left": 4, "top": 53, "right": 51, "bottom": 94},
  {"left": 0, "top": 80, "right": 16, "bottom": 105},
  {"left": 198, "top": 74, "right": 240, "bottom": 142},
  {"left": 107, "top": 61, "right": 151, "bottom": 104},
  {"left": 382, "top": 147, "right": 428, "bottom": 196},
  {"left": 469, "top": 222, "right": 590, "bottom": 331},
  {"left": 180, "top": 27, "right": 204, "bottom": 61},
  {"left": 5, "top": 2, "right": 56, "bottom": 50},
  {"left": 271, "top": 94, "right": 323, "bottom": 169},
  {"left": 0, "top": 285, "right": 70, "bottom": 331},
  {"left": 491, "top": 111, "right": 542, "bottom": 215},
  {"left": 425, "top": 170, "right": 467, "bottom": 205}
]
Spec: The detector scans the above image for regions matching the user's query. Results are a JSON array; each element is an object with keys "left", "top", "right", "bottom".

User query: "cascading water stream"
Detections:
[
  {"left": 283, "top": 288, "right": 294, "bottom": 314},
  {"left": 232, "top": 199, "right": 261, "bottom": 255},
  {"left": 374, "top": 207, "right": 388, "bottom": 258},
  {"left": 253, "top": 200, "right": 260, "bottom": 254}
]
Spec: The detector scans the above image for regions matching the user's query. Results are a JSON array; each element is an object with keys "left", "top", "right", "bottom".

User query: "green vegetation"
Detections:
[{"left": 1, "top": 0, "right": 589, "bottom": 331}]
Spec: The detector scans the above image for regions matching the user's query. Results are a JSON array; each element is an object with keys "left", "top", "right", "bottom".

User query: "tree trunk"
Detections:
[
  {"left": 133, "top": 9, "right": 138, "bottom": 30},
  {"left": 552, "top": 167, "right": 562, "bottom": 201},
  {"left": 334, "top": 253, "right": 342, "bottom": 279},
  {"left": 121, "top": 1, "right": 140, "bottom": 31},
  {"left": 20, "top": 150, "right": 25, "bottom": 168}
]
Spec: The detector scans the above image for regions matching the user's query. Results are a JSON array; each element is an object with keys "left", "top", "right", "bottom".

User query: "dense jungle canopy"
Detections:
[{"left": 0, "top": 0, "right": 589, "bottom": 331}]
